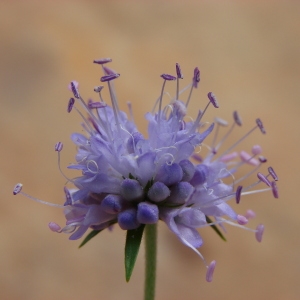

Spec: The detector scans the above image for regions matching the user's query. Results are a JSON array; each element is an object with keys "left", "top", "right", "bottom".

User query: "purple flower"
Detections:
[{"left": 14, "top": 59, "right": 278, "bottom": 282}]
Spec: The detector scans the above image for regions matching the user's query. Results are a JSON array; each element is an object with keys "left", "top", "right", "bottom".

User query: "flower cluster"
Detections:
[{"left": 14, "top": 58, "right": 278, "bottom": 282}]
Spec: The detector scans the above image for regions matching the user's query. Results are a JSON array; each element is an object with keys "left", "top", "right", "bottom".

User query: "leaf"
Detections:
[
  {"left": 79, "top": 229, "right": 102, "bottom": 248},
  {"left": 206, "top": 216, "right": 227, "bottom": 242},
  {"left": 125, "top": 224, "right": 145, "bottom": 282}
]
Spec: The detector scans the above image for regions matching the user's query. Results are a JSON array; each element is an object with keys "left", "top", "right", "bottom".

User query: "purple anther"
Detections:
[
  {"left": 237, "top": 214, "right": 248, "bottom": 225},
  {"left": 268, "top": 166, "right": 278, "bottom": 181},
  {"left": 233, "top": 110, "right": 242, "bottom": 126},
  {"left": 161, "top": 74, "right": 176, "bottom": 81},
  {"left": 55, "top": 142, "right": 63, "bottom": 152},
  {"left": 259, "top": 156, "right": 267, "bottom": 163},
  {"left": 257, "top": 172, "right": 271, "bottom": 187},
  {"left": 48, "top": 222, "right": 61, "bottom": 232},
  {"left": 207, "top": 92, "right": 219, "bottom": 108},
  {"left": 235, "top": 185, "right": 243, "bottom": 204},
  {"left": 175, "top": 63, "right": 183, "bottom": 79},
  {"left": 67, "top": 97, "right": 75, "bottom": 113},
  {"left": 103, "top": 66, "right": 117, "bottom": 75},
  {"left": 256, "top": 118, "right": 266, "bottom": 134},
  {"left": 220, "top": 152, "right": 238, "bottom": 163},
  {"left": 206, "top": 260, "right": 216, "bottom": 283},
  {"left": 240, "top": 151, "right": 259, "bottom": 166},
  {"left": 13, "top": 183, "right": 23, "bottom": 195},
  {"left": 255, "top": 224, "right": 264, "bottom": 242},
  {"left": 244, "top": 209, "right": 256, "bottom": 220},
  {"left": 70, "top": 81, "right": 80, "bottom": 99},
  {"left": 93, "top": 58, "right": 112, "bottom": 64},
  {"left": 252, "top": 145, "right": 262, "bottom": 155},
  {"left": 94, "top": 86, "right": 104, "bottom": 93},
  {"left": 192, "top": 67, "right": 200, "bottom": 88},
  {"left": 100, "top": 73, "right": 120, "bottom": 82},
  {"left": 88, "top": 101, "right": 106, "bottom": 109},
  {"left": 271, "top": 181, "right": 279, "bottom": 198}
]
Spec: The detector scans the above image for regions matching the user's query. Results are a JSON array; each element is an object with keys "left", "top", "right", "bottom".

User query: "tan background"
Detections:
[{"left": 0, "top": 1, "right": 299, "bottom": 299}]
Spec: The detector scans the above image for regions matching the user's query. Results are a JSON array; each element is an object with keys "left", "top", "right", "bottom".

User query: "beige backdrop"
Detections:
[{"left": 0, "top": 1, "right": 299, "bottom": 300}]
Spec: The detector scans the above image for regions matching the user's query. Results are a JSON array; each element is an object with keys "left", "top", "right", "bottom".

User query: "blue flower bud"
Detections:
[
  {"left": 118, "top": 208, "right": 140, "bottom": 230},
  {"left": 179, "top": 159, "right": 195, "bottom": 182},
  {"left": 101, "top": 194, "right": 124, "bottom": 214},
  {"left": 155, "top": 163, "right": 183, "bottom": 186},
  {"left": 137, "top": 202, "right": 159, "bottom": 224},
  {"left": 189, "top": 164, "right": 209, "bottom": 186},
  {"left": 147, "top": 181, "right": 170, "bottom": 202},
  {"left": 168, "top": 182, "right": 194, "bottom": 204},
  {"left": 120, "top": 179, "right": 144, "bottom": 201}
]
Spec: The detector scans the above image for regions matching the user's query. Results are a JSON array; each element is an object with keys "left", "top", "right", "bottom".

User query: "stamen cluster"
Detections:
[{"left": 13, "top": 58, "right": 278, "bottom": 282}]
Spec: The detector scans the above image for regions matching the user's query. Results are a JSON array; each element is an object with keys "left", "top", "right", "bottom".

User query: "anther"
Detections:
[
  {"left": 237, "top": 214, "right": 248, "bottom": 225},
  {"left": 244, "top": 209, "right": 256, "bottom": 220},
  {"left": 192, "top": 67, "right": 200, "bottom": 88},
  {"left": 48, "top": 222, "right": 62, "bottom": 232},
  {"left": 67, "top": 98, "right": 75, "bottom": 113},
  {"left": 256, "top": 118, "right": 266, "bottom": 134},
  {"left": 175, "top": 63, "right": 183, "bottom": 79},
  {"left": 257, "top": 172, "right": 271, "bottom": 187},
  {"left": 268, "top": 167, "right": 278, "bottom": 181},
  {"left": 207, "top": 92, "right": 219, "bottom": 108},
  {"left": 93, "top": 58, "right": 112, "bottom": 64},
  {"left": 88, "top": 101, "right": 107, "bottom": 109},
  {"left": 255, "top": 224, "right": 264, "bottom": 242},
  {"left": 55, "top": 142, "right": 63, "bottom": 152},
  {"left": 233, "top": 110, "right": 242, "bottom": 126},
  {"left": 94, "top": 86, "right": 104, "bottom": 93},
  {"left": 70, "top": 81, "right": 80, "bottom": 99},
  {"left": 214, "top": 117, "right": 228, "bottom": 126},
  {"left": 161, "top": 74, "right": 176, "bottom": 81},
  {"left": 206, "top": 260, "right": 216, "bottom": 282},
  {"left": 252, "top": 145, "right": 262, "bottom": 155},
  {"left": 259, "top": 156, "right": 267, "bottom": 163},
  {"left": 235, "top": 185, "right": 243, "bottom": 204},
  {"left": 13, "top": 183, "right": 23, "bottom": 195},
  {"left": 100, "top": 73, "right": 120, "bottom": 82},
  {"left": 271, "top": 181, "right": 279, "bottom": 198}
]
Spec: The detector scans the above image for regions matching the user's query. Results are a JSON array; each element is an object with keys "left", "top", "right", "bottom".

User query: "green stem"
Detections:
[{"left": 144, "top": 223, "right": 157, "bottom": 300}]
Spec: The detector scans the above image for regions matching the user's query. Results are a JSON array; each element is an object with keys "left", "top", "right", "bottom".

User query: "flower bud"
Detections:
[{"left": 137, "top": 202, "right": 159, "bottom": 224}]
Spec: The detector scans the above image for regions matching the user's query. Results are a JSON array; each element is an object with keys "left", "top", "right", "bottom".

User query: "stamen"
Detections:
[
  {"left": 240, "top": 151, "right": 259, "bottom": 166},
  {"left": 257, "top": 172, "right": 271, "bottom": 187},
  {"left": 259, "top": 156, "right": 267, "bottom": 163},
  {"left": 94, "top": 86, "right": 104, "bottom": 93},
  {"left": 193, "top": 67, "right": 200, "bottom": 88},
  {"left": 175, "top": 63, "right": 183, "bottom": 100},
  {"left": 206, "top": 260, "right": 216, "bottom": 282},
  {"left": 244, "top": 209, "right": 256, "bottom": 220},
  {"left": 161, "top": 74, "right": 176, "bottom": 81},
  {"left": 233, "top": 110, "right": 242, "bottom": 126},
  {"left": 207, "top": 92, "right": 219, "bottom": 108},
  {"left": 100, "top": 73, "right": 120, "bottom": 82},
  {"left": 67, "top": 98, "right": 75, "bottom": 113},
  {"left": 235, "top": 185, "right": 243, "bottom": 204},
  {"left": 88, "top": 101, "right": 107, "bottom": 109},
  {"left": 252, "top": 145, "right": 262, "bottom": 155},
  {"left": 54, "top": 142, "right": 63, "bottom": 152},
  {"left": 256, "top": 118, "right": 266, "bottom": 134},
  {"left": 93, "top": 58, "right": 112, "bottom": 64},
  {"left": 268, "top": 167, "right": 278, "bottom": 181},
  {"left": 48, "top": 222, "right": 62, "bottom": 232},
  {"left": 237, "top": 214, "right": 248, "bottom": 225},
  {"left": 255, "top": 224, "right": 264, "bottom": 242},
  {"left": 70, "top": 81, "right": 80, "bottom": 99},
  {"left": 13, "top": 183, "right": 23, "bottom": 195},
  {"left": 271, "top": 181, "right": 279, "bottom": 198}
]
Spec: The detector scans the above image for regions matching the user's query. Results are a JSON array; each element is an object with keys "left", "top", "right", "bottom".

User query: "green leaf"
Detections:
[
  {"left": 206, "top": 216, "right": 227, "bottom": 242},
  {"left": 125, "top": 224, "right": 145, "bottom": 282},
  {"left": 79, "top": 229, "right": 102, "bottom": 248}
]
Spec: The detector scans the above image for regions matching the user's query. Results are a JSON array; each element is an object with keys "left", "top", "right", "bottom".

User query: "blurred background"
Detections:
[{"left": 0, "top": 1, "right": 299, "bottom": 299}]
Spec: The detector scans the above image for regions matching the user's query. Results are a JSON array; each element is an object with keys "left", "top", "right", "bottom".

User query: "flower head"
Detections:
[{"left": 14, "top": 59, "right": 278, "bottom": 282}]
